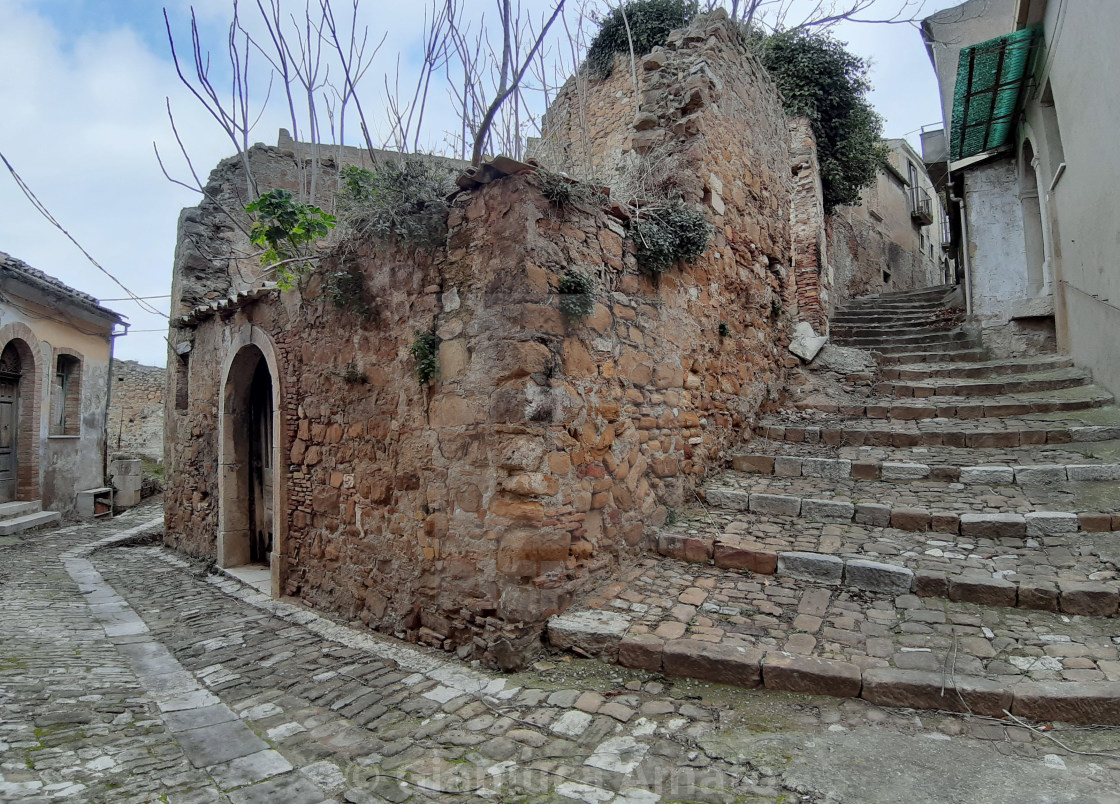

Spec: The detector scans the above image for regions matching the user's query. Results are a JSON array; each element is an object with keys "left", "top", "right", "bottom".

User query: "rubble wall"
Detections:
[
  {"left": 164, "top": 11, "right": 795, "bottom": 665},
  {"left": 106, "top": 360, "right": 165, "bottom": 462},
  {"left": 788, "top": 118, "right": 829, "bottom": 332}
]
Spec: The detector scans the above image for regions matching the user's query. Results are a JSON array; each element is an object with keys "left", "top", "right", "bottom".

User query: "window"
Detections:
[
  {"left": 51, "top": 354, "right": 81, "bottom": 436},
  {"left": 1039, "top": 80, "right": 1066, "bottom": 186}
]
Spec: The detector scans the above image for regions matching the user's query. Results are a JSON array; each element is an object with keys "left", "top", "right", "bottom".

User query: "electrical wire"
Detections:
[{"left": 0, "top": 149, "right": 169, "bottom": 320}]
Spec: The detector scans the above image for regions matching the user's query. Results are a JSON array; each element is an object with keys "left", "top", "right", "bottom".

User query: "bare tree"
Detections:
[{"left": 704, "top": 0, "right": 931, "bottom": 31}]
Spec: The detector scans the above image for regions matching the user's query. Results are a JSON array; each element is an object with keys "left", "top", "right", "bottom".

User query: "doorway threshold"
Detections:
[{"left": 220, "top": 563, "right": 271, "bottom": 595}]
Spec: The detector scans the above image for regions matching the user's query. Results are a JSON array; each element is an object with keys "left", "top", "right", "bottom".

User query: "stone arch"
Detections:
[
  {"left": 217, "top": 326, "right": 284, "bottom": 597},
  {"left": 1019, "top": 137, "right": 1050, "bottom": 296},
  {"left": 0, "top": 323, "right": 42, "bottom": 503}
]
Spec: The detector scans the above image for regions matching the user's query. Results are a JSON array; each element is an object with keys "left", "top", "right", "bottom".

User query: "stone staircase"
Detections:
[
  {"left": 0, "top": 500, "right": 61, "bottom": 536},
  {"left": 549, "top": 285, "right": 1120, "bottom": 726}
]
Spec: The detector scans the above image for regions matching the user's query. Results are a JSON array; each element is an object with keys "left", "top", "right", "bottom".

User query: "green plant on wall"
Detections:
[
  {"left": 245, "top": 189, "right": 336, "bottom": 289},
  {"left": 337, "top": 159, "right": 456, "bottom": 248},
  {"left": 629, "top": 201, "right": 712, "bottom": 275},
  {"left": 409, "top": 331, "right": 440, "bottom": 384},
  {"left": 718, "top": 321, "right": 730, "bottom": 337},
  {"left": 586, "top": 0, "right": 698, "bottom": 79},
  {"left": 325, "top": 261, "right": 375, "bottom": 319},
  {"left": 536, "top": 169, "right": 607, "bottom": 211},
  {"left": 557, "top": 271, "right": 596, "bottom": 321}
]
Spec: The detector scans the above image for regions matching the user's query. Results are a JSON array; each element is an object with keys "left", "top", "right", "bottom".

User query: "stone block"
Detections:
[
  {"left": 761, "top": 654, "right": 862, "bottom": 698},
  {"left": 890, "top": 507, "right": 932, "bottom": 532},
  {"left": 959, "top": 466, "right": 1015, "bottom": 485},
  {"left": 713, "top": 542, "right": 777, "bottom": 574},
  {"left": 850, "top": 461, "right": 880, "bottom": 480},
  {"left": 657, "top": 532, "right": 713, "bottom": 564},
  {"left": 959, "top": 513, "right": 1026, "bottom": 539},
  {"left": 1011, "top": 682, "right": 1120, "bottom": 725},
  {"left": 862, "top": 669, "right": 1013, "bottom": 717},
  {"left": 662, "top": 639, "right": 763, "bottom": 688},
  {"left": 1013, "top": 465, "right": 1068, "bottom": 484},
  {"left": 1069, "top": 426, "right": 1120, "bottom": 442},
  {"left": 548, "top": 610, "right": 630, "bottom": 661},
  {"left": 1079, "top": 513, "right": 1112, "bottom": 533},
  {"left": 773, "top": 456, "right": 803, "bottom": 477},
  {"left": 1058, "top": 582, "right": 1120, "bottom": 617},
  {"left": 1067, "top": 464, "right": 1120, "bottom": 482},
  {"left": 912, "top": 570, "right": 948, "bottom": 598},
  {"left": 880, "top": 462, "right": 930, "bottom": 481},
  {"left": 948, "top": 576, "right": 1017, "bottom": 607},
  {"left": 1025, "top": 511, "right": 1080, "bottom": 537},
  {"left": 930, "top": 512, "right": 961, "bottom": 534},
  {"left": 777, "top": 552, "right": 844, "bottom": 585},
  {"left": 703, "top": 488, "right": 751, "bottom": 512},
  {"left": 1017, "top": 581, "right": 1059, "bottom": 611},
  {"left": 930, "top": 466, "right": 962, "bottom": 482},
  {"left": 801, "top": 498, "right": 855, "bottom": 523},
  {"left": 731, "top": 454, "right": 774, "bottom": 474},
  {"left": 844, "top": 559, "right": 914, "bottom": 596},
  {"left": 617, "top": 634, "right": 664, "bottom": 672},
  {"left": 801, "top": 458, "right": 852, "bottom": 480},
  {"left": 749, "top": 493, "right": 802, "bottom": 517},
  {"left": 854, "top": 503, "right": 892, "bottom": 527}
]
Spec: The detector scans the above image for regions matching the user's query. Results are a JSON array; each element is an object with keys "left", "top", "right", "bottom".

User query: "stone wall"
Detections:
[
  {"left": 164, "top": 11, "right": 796, "bottom": 666},
  {"left": 106, "top": 360, "right": 165, "bottom": 462},
  {"left": 788, "top": 118, "right": 829, "bottom": 332}
]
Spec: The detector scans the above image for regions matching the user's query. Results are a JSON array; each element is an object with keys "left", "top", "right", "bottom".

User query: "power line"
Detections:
[
  {"left": 0, "top": 150, "right": 169, "bottom": 320},
  {"left": 99, "top": 294, "right": 171, "bottom": 301}
]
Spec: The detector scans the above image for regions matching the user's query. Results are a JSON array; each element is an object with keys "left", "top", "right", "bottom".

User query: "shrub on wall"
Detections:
[
  {"left": 409, "top": 331, "right": 440, "bottom": 384},
  {"left": 557, "top": 271, "right": 596, "bottom": 320},
  {"left": 338, "top": 159, "right": 456, "bottom": 247},
  {"left": 586, "top": 0, "right": 698, "bottom": 79},
  {"left": 753, "top": 29, "right": 887, "bottom": 212},
  {"left": 629, "top": 201, "right": 713, "bottom": 275},
  {"left": 245, "top": 189, "right": 336, "bottom": 289}
]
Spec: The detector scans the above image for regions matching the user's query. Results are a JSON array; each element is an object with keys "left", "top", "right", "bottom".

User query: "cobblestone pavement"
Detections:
[{"left": 4, "top": 500, "right": 1120, "bottom": 803}]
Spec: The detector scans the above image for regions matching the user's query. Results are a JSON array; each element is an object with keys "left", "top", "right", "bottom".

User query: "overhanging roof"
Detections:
[{"left": 949, "top": 27, "right": 1041, "bottom": 161}]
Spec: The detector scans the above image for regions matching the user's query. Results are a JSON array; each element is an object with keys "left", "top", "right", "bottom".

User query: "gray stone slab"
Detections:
[
  {"left": 1013, "top": 465, "right": 1067, "bottom": 484},
  {"left": 881, "top": 462, "right": 930, "bottom": 481},
  {"left": 801, "top": 458, "right": 851, "bottom": 480},
  {"left": 547, "top": 609, "right": 630, "bottom": 661},
  {"left": 844, "top": 559, "right": 914, "bottom": 596},
  {"left": 163, "top": 704, "right": 239, "bottom": 734},
  {"left": 174, "top": 719, "right": 269, "bottom": 768},
  {"left": 854, "top": 503, "right": 892, "bottom": 527},
  {"left": 959, "top": 466, "right": 1015, "bottom": 485},
  {"left": 704, "top": 488, "right": 751, "bottom": 511},
  {"left": 1025, "top": 511, "right": 1080, "bottom": 537},
  {"left": 773, "top": 456, "right": 803, "bottom": 477},
  {"left": 749, "top": 493, "right": 802, "bottom": 517},
  {"left": 1066, "top": 464, "right": 1120, "bottom": 481},
  {"left": 801, "top": 498, "right": 855, "bottom": 523},
  {"left": 158, "top": 689, "right": 223, "bottom": 713},
  {"left": 227, "top": 774, "right": 328, "bottom": 804},
  {"left": 209, "top": 750, "right": 294, "bottom": 791},
  {"left": 778, "top": 552, "right": 844, "bottom": 585},
  {"left": 959, "top": 513, "right": 1026, "bottom": 539}
]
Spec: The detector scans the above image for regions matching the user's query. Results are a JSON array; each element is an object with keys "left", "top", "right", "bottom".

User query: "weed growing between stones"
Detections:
[
  {"left": 628, "top": 200, "right": 712, "bottom": 275},
  {"left": 586, "top": 0, "right": 698, "bottom": 79},
  {"left": 325, "top": 260, "right": 376, "bottom": 320},
  {"left": 409, "top": 331, "right": 440, "bottom": 384},
  {"left": 337, "top": 159, "right": 457, "bottom": 248},
  {"left": 719, "top": 321, "right": 730, "bottom": 338},
  {"left": 536, "top": 169, "right": 607, "bottom": 212},
  {"left": 771, "top": 298, "right": 784, "bottom": 319},
  {"left": 557, "top": 271, "right": 596, "bottom": 321}
]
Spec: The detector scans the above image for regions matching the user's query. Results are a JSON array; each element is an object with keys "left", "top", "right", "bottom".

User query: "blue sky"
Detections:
[{"left": 0, "top": 0, "right": 960, "bottom": 366}]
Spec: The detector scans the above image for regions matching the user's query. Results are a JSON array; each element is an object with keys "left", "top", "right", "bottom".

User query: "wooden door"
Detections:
[
  {"left": 0, "top": 377, "right": 16, "bottom": 503},
  {"left": 248, "top": 360, "right": 273, "bottom": 564}
]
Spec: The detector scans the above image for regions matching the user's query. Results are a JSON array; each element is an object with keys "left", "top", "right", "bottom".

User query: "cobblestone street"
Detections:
[{"left": 2, "top": 499, "right": 1120, "bottom": 803}]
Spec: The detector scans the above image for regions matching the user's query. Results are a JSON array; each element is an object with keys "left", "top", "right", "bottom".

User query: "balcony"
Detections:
[{"left": 910, "top": 187, "right": 934, "bottom": 226}]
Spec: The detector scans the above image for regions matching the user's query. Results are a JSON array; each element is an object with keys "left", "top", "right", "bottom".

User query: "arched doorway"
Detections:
[
  {"left": 1020, "top": 140, "right": 1049, "bottom": 296},
  {"left": 218, "top": 344, "right": 277, "bottom": 572},
  {"left": 0, "top": 339, "right": 36, "bottom": 504}
]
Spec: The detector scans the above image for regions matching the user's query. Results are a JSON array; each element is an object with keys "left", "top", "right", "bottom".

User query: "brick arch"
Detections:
[{"left": 0, "top": 322, "right": 43, "bottom": 501}]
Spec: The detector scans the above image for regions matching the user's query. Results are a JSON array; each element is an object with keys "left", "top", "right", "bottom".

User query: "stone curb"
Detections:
[
  {"left": 655, "top": 535, "right": 1120, "bottom": 618},
  {"left": 702, "top": 487, "right": 1119, "bottom": 535},
  {"left": 731, "top": 453, "right": 1120, "bottom": 486},
  {"left": 755, "top": 423, "right": 1120, "bottom": 448},
  {"left": 544, "top": 623, "right": 1120, "bottom": 725}
]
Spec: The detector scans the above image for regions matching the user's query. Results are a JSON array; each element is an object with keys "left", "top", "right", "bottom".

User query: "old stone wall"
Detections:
[
  {"left": 106, "top": 360, "right": 165, "bottom": 462},
  {"left": 165, "top": 10, "right": 795, "bottom": 666},
  {"left": 788, "top": 118, "right": 829, "bottom": 332}
]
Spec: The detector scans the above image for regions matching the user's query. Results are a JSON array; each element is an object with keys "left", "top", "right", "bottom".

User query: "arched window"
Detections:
[{"left": 51, "top": 354, "right": 81, "bottom": 436}]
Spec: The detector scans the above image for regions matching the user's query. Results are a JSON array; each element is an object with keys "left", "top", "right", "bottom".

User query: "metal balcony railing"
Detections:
[{"left": 910, "top": 187, "right": 934, "bottom": 226}]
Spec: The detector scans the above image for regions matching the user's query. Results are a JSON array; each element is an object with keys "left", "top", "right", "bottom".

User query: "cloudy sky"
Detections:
[{"left": 0, "top": 0, "right": 961, "bottom": 367}]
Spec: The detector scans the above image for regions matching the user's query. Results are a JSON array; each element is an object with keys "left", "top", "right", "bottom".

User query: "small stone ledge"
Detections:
[
  {"left": 653, "top": 535, "right": 1120, "bottom": 617},
  {"left": 730, "top": 452, "right": 1120, "bottom": 486}
]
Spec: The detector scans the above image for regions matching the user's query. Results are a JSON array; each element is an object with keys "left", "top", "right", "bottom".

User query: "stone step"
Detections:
[
  {"left": 882, "top": 355, "right": 1074, "bottom": 381},
  {"left": 550, "top": 555, "right": 1120, "bottom": 723},
  {"left": 0, "top": 510, "right": 61, "bottom": 535},
  {"left": 730, "top": 452, "right": 1120, "bottom": 486},
  {"left": 790, "top": 386, "right": 1113, "bottom": 421},
  {"left": 0, "top": 500, "right": 43, "bottom": 520},
  {"left": 831, "top": 324, "right": 963, "bottom": 340},
  {"left": 654, "top": 522, "right": 1120, "bottom": 618},
  {"left": 757, "top": 418, "right": 1120, "bottom": 448},
  {"left": 875, "top": 367, "right": 1094, "bottom": 399},
  {"left": 838, "top": 298, "right": 960, "bottom": 313},
  {"left": 863, "top": 339, "right": 984, "bottom": 356},
  {"left": 876, "top": 349, "right": 991, "bottom": 365},
  {"left": 839, "top": 330, "right": 975, "bottom": 349},
  {"left": 848, "top": 283, "right": 959, "bottom": 300}
]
